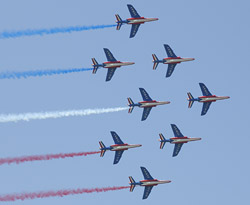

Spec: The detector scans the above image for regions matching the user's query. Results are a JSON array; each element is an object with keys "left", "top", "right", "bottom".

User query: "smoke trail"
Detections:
[
  {"left": 0, "top": 24, "right": 116, "bottom": 39},
  {"left": 0, "top": 68, "right": 93, "bottom": 79},
  {"left": 0, "top": 151, "right": 100, "bottom": 166},
  {"left": 0, "top": 107, "right": 128, "bottom": 123},
  {"left": 0, "top": 186, "right": 130, "bottom": 202}
]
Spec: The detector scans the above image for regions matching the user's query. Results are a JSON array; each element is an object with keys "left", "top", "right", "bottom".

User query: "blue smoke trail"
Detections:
[
  {"left": 0, "top": 68, "right": 94, "bottom": 79},
  {"left": 0, "top": 24, "right": 116, "bottom": 39}
]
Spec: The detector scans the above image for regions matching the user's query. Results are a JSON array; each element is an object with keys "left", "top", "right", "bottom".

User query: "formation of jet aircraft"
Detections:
[
  {"left": 152, "top": 44, "right": 195, "bottom": 77},
  {"left": 92, "top": 48, "right": 134, "bottom": 81},
  {"left": 129, "top": 167, "right": 171, "bottom": 199},
  {"left": 88, "top": 4, "right": 230, "bottom": 201},
  {"left": 99, "top": 131, "right": 141, "bottom": 164},
  {"left": 159, "top": 124, "right": 201, "bottom": 157},
  {"left": 127, "top": 88, "right": 170, "bottom": 121},
  {"left": 116, "top": 4, "right": 158, "bottom": 38},
  {"left": 187, "top": 83, "right": 230, "bottom": 116}
]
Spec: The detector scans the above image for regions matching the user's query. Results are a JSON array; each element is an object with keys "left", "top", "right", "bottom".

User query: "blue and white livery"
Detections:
[
  {"left": 129, "top": 167, "right": 171, "bottom": 199},
  {"left": 187, "top": 83, "right": 230, "bottom": 116},
  {"left": 115, "top": 4, "right": 158, "bottom": 38},
  {"left": 127, "top": 88, "right": 170, "bottom": 121},
  {"left": 159, "top": 124, "right": 201, "bottom": 157},
  {"left": 99, "top": 131, "right": 141, "bottom": 164},
  {"left": 92, "top": 48, "right": 134, "bottom": 81},
  {"left": 152, "top": 44, "right": 195, "bottom": 77}
]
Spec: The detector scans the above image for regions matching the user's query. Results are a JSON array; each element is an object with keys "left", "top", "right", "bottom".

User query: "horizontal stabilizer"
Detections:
[
  {"left": 127, "top": 97, "right": 134, "bottom": 113},
  {"left": 159, "top": 133, "right": 166, "bottom": 141},
  {"left": 128, "top": 107, "right": 134, "bottom": 113},
  {"left": 159, "top": 134, "right": 166, "bottom": 149},
  {"left": 129, "top": 176, "right": 136, "bottom": 192},
  {"left": 187, "top": 92, "right": 194, "bottom": 108},
  {"left": 91, "top": 58, "right": 99, "bottom": 74},
  {"left": 115, "top": 14, "right": 123, "bottom": 30},
  {"left": 99, "top": 141, "right": 106, "bottom": 157},
  {"left": 127, "top": 97, "right": 134, "bottom": 105},
  {"left": 152, "top": 54, "right": 159, "bottom": 70},
  {"left": 115, "top": 14, "right": 122, "bottom": 22},
  {"left": 116, "top": 23, "right": 122, "bottom": 30},
  {"left": 100, "top": 150, "right": 106, "bottom": 157}
]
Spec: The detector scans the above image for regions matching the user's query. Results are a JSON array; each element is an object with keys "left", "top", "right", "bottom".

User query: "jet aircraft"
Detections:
[
  {"left": 99, "top": 131, "right": 141, "bottom": 164},
  {"left": 187, "top": 83, "right": 230, "bottom": 116},
  {"left": 152, "top": 44, "right": 195, "bottom": 77},
  {"left": 127, "top": 88, "right": 170, "bottom": 121},
  {"left": 159, "top": 124, "right": 201, "bottom": 157},
  {"left": 115, "top": 4, "right": 158, "bottom": 38},
  {"left": 92, "top": 48, "right": 134, "bottom": 81},
  {"left": 129, "top": 167, "right": 171, "bottom": 199}
]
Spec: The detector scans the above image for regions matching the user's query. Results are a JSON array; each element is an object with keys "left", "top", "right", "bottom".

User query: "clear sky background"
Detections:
[{"left": 0, "top": 0, "right": 249, "bottom": 204}]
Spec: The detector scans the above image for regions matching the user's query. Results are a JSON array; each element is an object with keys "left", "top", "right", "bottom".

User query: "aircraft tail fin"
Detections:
[
  {"left": 152, "top": 54, "right": 160, "bottom": 70},
  {"left": 127, "top": 97, "right": 134, "bottom": 113},
  {"left": 99, "top": 141, "right": 106, "bottom": 157},
  {"left": 115, "top": 14, "right": 123, "bottom": 30},
  {"left": 129, "top": 176, "right": 136, "bottom": 192},
  {"left": 159, "top": 133, "right": 166, "bottom": 149},
  {"left": 187, "top": 92, "right": 194, "bottom": 108},
  {"left": 91, "top": 58, "right": 99, "bottom": 74}
]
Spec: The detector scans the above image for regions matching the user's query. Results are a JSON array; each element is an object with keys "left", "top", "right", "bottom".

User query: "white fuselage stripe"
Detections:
[
  {"left": 111, "top": 145, "right": 140, "bottom": 151},
  {"left": 128, "top": 19, "right": 156, "bottom": 24},
  {"left": 140, "top": 102, "right": 170, "bottom": 107},
  {"left": 104, "top": 62, "right": 133, "bottom": 68},
  {"left": 141, "top": 181, "right": 171, "bottom": 186},
  {"left": 200, "top": 97, "right": 228, "bottom": 102},
  {"left": 171, "top": 138, "right": 200, "bottom": 143},
  {"left": 163, "top": 58, "right": 194, "bottom": 64}
]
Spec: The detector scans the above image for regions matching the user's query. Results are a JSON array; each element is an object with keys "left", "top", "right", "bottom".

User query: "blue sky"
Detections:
[{"left": 0, "top": 0, "right": 249, "bottom": 204}]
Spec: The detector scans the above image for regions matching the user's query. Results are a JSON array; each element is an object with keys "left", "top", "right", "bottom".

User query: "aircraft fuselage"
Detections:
[
  {"left": 163, "top": 57, "right": 195, "bottom": 64},
  {"left": 169, "top": 137, "right": 201, "bottom": 144},
  {"left": 103, "top": 61, "right": 135, "bottom": 68},
  {"left": 198, "top": 95, "right": 230, "bottom": 103},
  {"left": 139, "top": 179, "right": 171, "bottom": 186},
  {"left": 127, "top": 17, "right": 158, "bottom": 24},
  {"left": 138, "top": 100, "right": 170, "bottom": 108},
  {"left": 110, "top": 144, "right": 142, "bottom": 151}
]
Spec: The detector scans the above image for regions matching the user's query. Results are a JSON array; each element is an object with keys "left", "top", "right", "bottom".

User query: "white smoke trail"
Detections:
[{"left": 0, "top": 107, "right": 128, "bottom": 123}]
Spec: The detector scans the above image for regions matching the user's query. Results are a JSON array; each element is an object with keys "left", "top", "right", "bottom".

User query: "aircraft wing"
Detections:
[
  {"left": 201, "top": 102, "right": 212, "bottom": 116},
  {"left": 127, "top": 4, "right": 141, "bottom": 18},
  {"left": 142, "top": 186, "right": 153, "bottom": 200},
  {"left": 164, "top": 44, "right": 177, "bottom": 58},
  {"left": 166, "top": 63, "right": 177, "bottom": 77},
  {"left": 113, "top": 150, "right": 124, "bottom": 164},
  {"left": 130, "top": 24, "right": 140, "bottom": 38},
  {"left": 139, "top": 88, "right": 153, "bottom": 101},
  {"left": 199, "top": 83, "right": 212, "bottom": 96},
  {"left": 141, "top": 107, "right": 152, "bottom": 121},
  {"left": 173, "top": 143, "right": 184, "bottom": 157},
  {"left": 110, "top": 131, "right": 124, "bottom": 144},
  {"left": 106, "top": 68, "right": 117, "bottom": 81},
  {"left": 103, "top": 48, "right": 117, "bottom": 62},
  {"left": 141, "top": 167, "right": 154, "bottom": 180},
  {"left": 171, "top": 124, "right": 184, "bottom": 138}
]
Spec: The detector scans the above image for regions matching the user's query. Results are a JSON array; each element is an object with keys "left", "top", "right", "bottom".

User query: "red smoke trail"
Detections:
[
  {"left": 0, "top": 151, "right": 101, "bottom": 165},
  {"left": 0, "top": 186, "right": 130, "bottom": 202}
]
